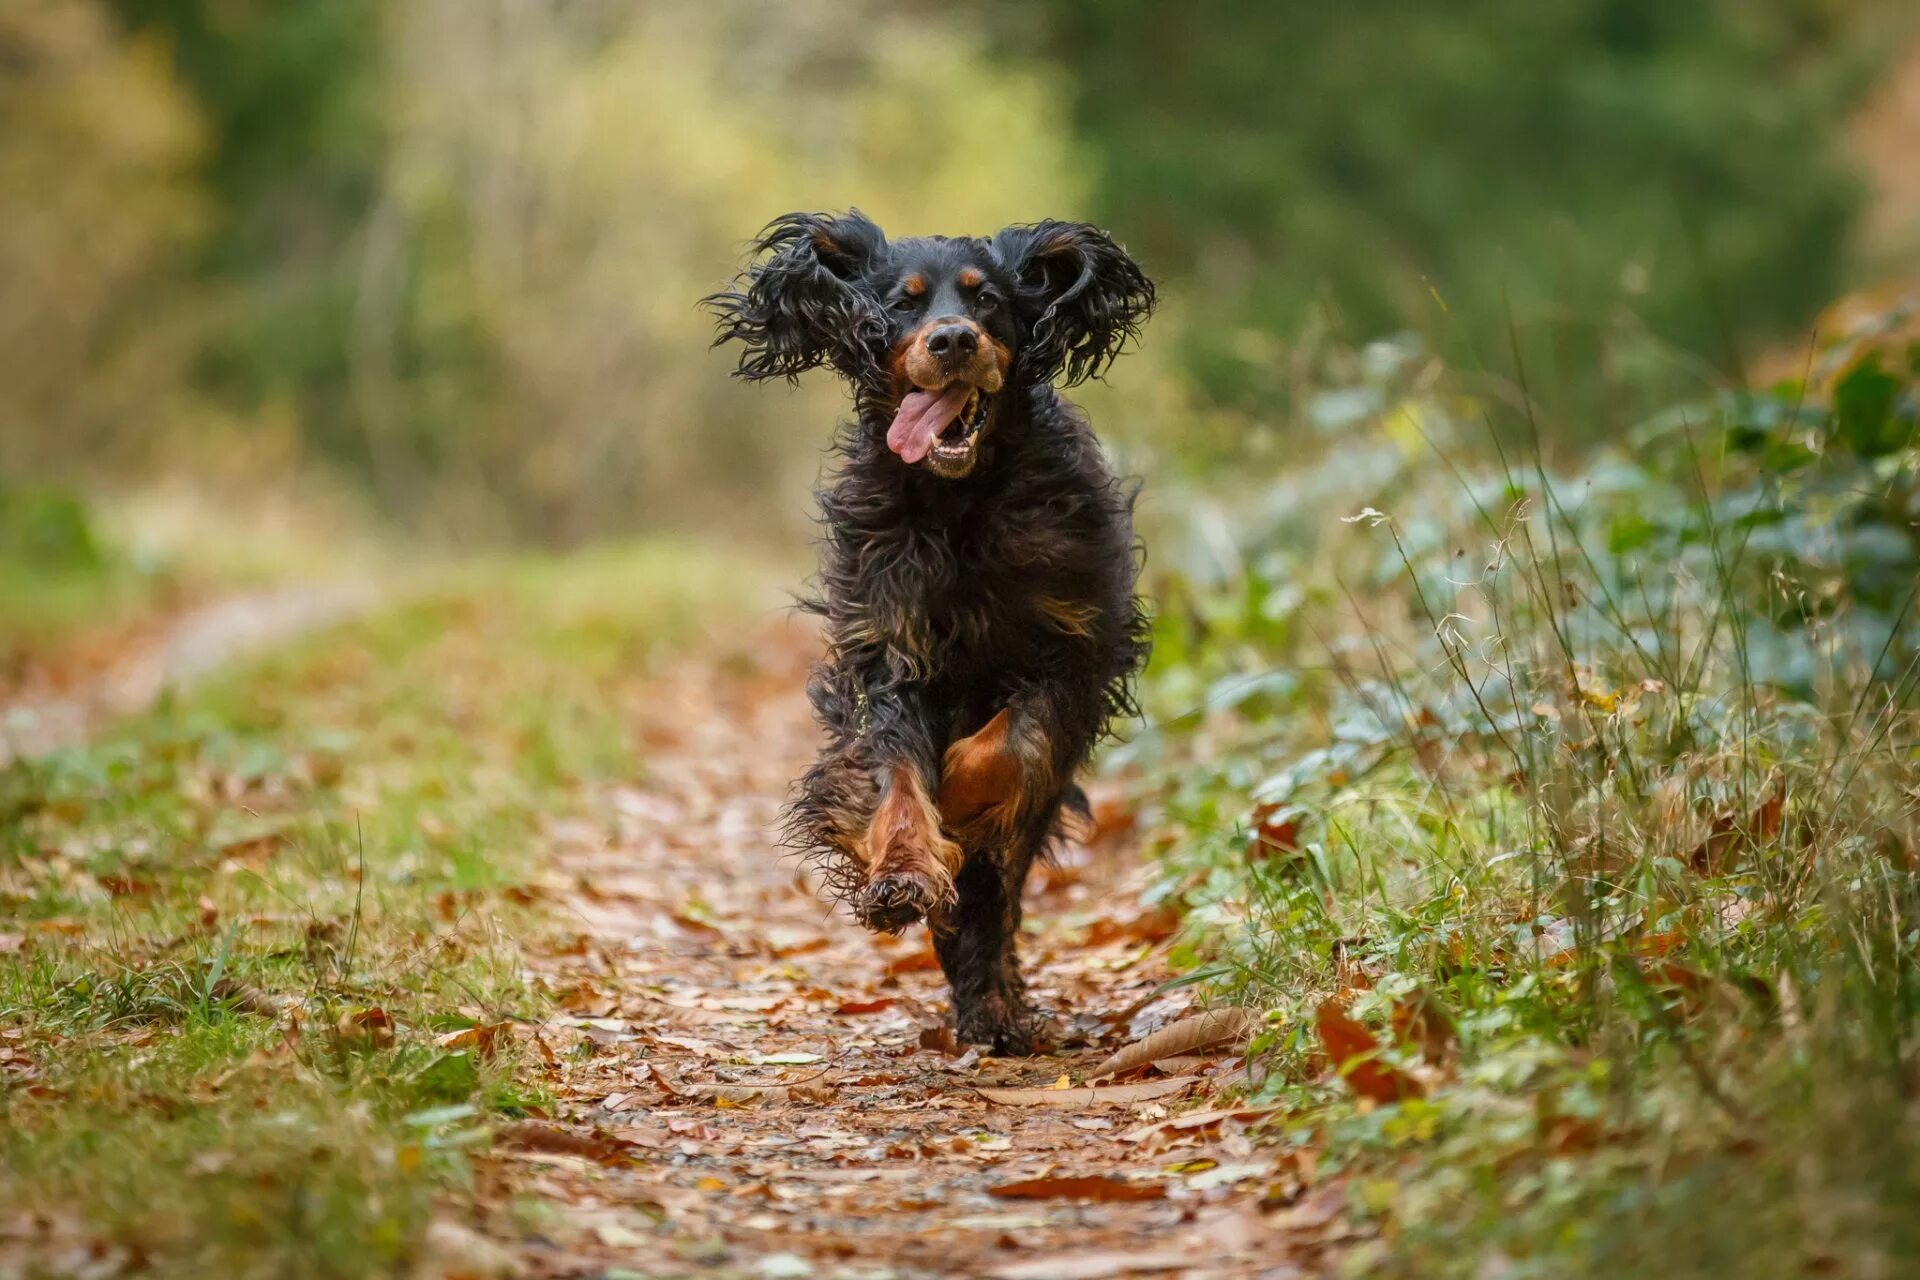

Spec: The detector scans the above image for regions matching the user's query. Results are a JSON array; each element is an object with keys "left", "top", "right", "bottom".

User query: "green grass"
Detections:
[
  {"left": 1131, "top": 327, "right": 1920, "bottom": 1277},
  {"left": 0, "top": 541, "right": 771, "bottom": 1279}
]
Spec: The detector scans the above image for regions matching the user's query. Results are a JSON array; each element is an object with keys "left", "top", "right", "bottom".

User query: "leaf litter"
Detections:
[{"left": 463, "top": 617, "right": 1355, "bottom": 1277}]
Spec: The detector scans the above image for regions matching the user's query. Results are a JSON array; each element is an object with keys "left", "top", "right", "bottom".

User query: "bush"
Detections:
[{"left": 1130, "top": 298, "right": 1920, "bottom": 1276}]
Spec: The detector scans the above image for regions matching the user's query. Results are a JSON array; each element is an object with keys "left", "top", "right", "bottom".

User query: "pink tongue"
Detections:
[{"left": 886, "top": 385, "right": 972, "bottom": 464}]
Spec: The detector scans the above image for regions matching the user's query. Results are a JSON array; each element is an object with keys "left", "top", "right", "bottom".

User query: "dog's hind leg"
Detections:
[
  {"left": 933, "top": 830, "right": 1046, "bottom": 1054},
  {"left": 930, "top": 700, "right": 1075, "bottom": 1054}
]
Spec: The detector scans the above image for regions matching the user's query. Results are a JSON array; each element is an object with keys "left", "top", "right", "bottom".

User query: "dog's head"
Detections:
[{"left": 705, "top": 211, "right": 1153, "bottom": 479}]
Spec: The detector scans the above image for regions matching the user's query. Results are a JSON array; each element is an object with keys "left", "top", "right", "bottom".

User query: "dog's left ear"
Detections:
[
  {"left": 704, "top": 210, "right": 888, "bottom": 382},
  {"left": 991, "top": 221, "right": 1154, "bottom": 386}
]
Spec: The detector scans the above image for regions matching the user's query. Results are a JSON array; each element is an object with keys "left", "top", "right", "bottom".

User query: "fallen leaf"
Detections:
[
  {"left": 684, "top": 1083, "right": 789, "bottom": 1106},
  {"left": 495, "top": 1121, "right": 632, "bottom": 1165},
  {"left": 1121, "top": 1103, "right": 1284, "bottom": 1143},
  {"left": 989, "top": 1250, "right": 1193, "bottom": 1279},
  {"left": 918, "top": 1025, "right": 964, "bottom": 1057},
  {"left": 1249, "top": 801, "right": 1302, "bottom": 859},
  {"left": 595, "top": 1222, "right": 651, "bottom": 1248},
  {"left": 1688, "top": 779, "right": 1786, "bottom": 874},
  {"left": 1388, "top": 988, "right": 1457, "bottom": 1065},
  {"left": 1087, "top": 1007, "right": 1255, "bottom": 1080},
  {"left": 435, "top": 1021, "right": 510, "bottom": 1062},
  {"left": 335, "top": 1006, "right": 395, "bottom": 1051},
  {"left": 988, "top": 1175, "right": 1164, "bottom": 1202},
  {"left": 420, "top": 1217, "right": 523, "bottom": 1279},
  {"left": 531, "top": 1030, "right": 559, "bottom": 1068},
  {"left": 209, "top": 980, "right": 279, "bottom": 1017},
  {"left": 1082, "top": 904, "right": 1181, "bottom": 947},
  {"left": 885, "top": 946, "right": 942, "bottom": 976},
  {"left": 833, "top": 997, "right": 895, "bottom": 1016},
  {"left": 1314, "top": 1000, "right": 1420, "bottom": 1103},
  {"left": 976, "top": 1076, "right": 1197, "bottom": 1109}
]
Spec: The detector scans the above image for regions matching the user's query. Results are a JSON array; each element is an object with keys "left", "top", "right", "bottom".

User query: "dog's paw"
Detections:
[
  {"left": 852, "top": 871, "right": 939, "bottom": 934},
  {"left": 956, "top": 994, "right": 1049, "bottom": 1056}
]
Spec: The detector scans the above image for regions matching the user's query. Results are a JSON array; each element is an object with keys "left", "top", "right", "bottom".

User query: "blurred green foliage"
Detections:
[
  {"left": 1127, "top": 292, "right": 1919, "bottom": 1277},
  {"left": 1016, "top": 0, "right": 1907, "bottom": 412},
  {"left": 106, "top": 0, "right": 382, "bottom": 431},
  {"left": 5, "top": 0, "right": 1916, "bottom": 541}
]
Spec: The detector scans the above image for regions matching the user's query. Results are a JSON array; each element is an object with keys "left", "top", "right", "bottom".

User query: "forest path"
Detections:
[{"left": 496, "top": 615, "right": 1333, "bottom": 1280}]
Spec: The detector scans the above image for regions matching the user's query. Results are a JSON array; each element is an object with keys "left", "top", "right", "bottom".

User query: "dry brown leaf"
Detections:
[
  {"left": 1689, "top": 779, "right": 1786, "bottom": 874},
  {"left": 640, "top": 1061, "right": 683, "bottom": 1096},
  {"left": 833, "top": 997, "right": 896, "bottom": 1016},
  {"left": 989, "top": 1252, "right": 1191, "bottom": 1280},
  {"left": 918, "top": 1025, "right": 964, "bottom": 1057},
  {"left": 1087, "top": 1007, "right": 1255, "bottom": 1080},
  {"left": 530, "top": 1030, "right": 559, "bottom": 1068},
  {"left": 1121, "top": 1103, "right": 1284, "bottom": 1143},
  {"left": 495, "top": 1121, "right": 632, "bottom": 1165},
  {"left": 1389, "top": 988, "right": 1457, "bottom": 1065},
  {"left": 1314, "top": 1000, "right": 1421, "bottom": 1102},
  {"left": 1249, "top": 800, "right": 1302, "bottom": 859},
  {"left": 988, "top": 1175, "right": 1165, "bottom": 1202},
  {"left": 334, "top": 1006, "right": 395, "bottom": 1051},
  {"left": 435, "top": 1021, "right": 510, "bottom": 1062},
  {"left": 976, "top": 1075, "right": 1197, "bottom": 1109},
  {"left": 884, "top": 946, "right": 942, "bottom": 976},
  {"left": 1082, "top": 903, "right": 1181, "bottom": 947},
  {"left": 687, "top": 1084, "right": 787, "bottom": 1107}
]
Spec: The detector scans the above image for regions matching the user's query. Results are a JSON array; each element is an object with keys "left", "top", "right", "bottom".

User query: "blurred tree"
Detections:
[
  {"left": 0, "top": 0, "right": 205, "bottom": 477},
  {"left": 355, "top": 1, "right": 1090, "bottom": 542},
  {"left": 104, "top": 0, "right": 382, "bottom": 464},
  {"left": 1009, "top": 0, "right": 1908, "bottom": 417}
]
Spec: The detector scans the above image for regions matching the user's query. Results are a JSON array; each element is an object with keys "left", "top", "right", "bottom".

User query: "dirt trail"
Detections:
[
  {"left": 0, "top": 582, "right": 378, "bottom": 765},
  {"left": 496, "top": 616, "right": 1339, "bottom": 1280}
]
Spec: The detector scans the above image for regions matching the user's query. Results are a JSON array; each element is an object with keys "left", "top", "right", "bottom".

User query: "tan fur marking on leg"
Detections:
[
  {"left": 938, "top": 708, "right": 1018, "bottom": 824},
  {"left": 867, "top": 764, "right": 962, "bottom": 891},
  {"left": 939, "top": 707, "right": 1055, "bottom": 845}
]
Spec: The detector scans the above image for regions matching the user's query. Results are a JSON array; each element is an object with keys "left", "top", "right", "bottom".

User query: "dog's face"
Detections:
[{"left": 706, "top": 212, "right": 1153, "bottom": 480}]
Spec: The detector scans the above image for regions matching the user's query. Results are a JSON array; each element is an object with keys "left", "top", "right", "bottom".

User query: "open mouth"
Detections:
[
  {"left": 927, "top": 387, "right": 990, "bottom": 467},
  {"left": 886, "top": 381, "right": 995, "bottom": 477}
]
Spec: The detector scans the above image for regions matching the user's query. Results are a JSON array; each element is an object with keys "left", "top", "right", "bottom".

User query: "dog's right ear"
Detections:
[{"left": 703, "top": 211, "right": 888, "bottom": 382}]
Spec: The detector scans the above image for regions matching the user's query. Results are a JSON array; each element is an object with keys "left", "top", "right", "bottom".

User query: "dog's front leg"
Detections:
[{"left": 852, "top": 759, "right": 963, "bottom": 932}]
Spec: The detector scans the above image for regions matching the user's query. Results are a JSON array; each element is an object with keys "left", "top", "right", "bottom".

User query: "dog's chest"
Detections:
[{"left": 928, "top": 512, "right": 1104, "bottom": 651}]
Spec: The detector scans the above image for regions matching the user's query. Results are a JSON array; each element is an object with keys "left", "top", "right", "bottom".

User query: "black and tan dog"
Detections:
[{"left": 705, "top": 212, "right": 1153, "bottom": 1053}]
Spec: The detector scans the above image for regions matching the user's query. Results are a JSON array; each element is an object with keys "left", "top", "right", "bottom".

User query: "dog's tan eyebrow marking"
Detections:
[
  {"left": 957, "top": 267, "right": 984, "bottom": 288},
  {"left": 902, "top": 274, "right": 927, "bottom": 297}
]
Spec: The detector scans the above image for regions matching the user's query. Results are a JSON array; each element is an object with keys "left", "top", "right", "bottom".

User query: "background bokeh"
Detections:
[{"left": 2, "top": 0, "right": 1917, "bottom": 554}]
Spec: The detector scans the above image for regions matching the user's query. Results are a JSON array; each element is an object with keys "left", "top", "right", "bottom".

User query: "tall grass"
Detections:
[{"left": 1133, "top": 311, "right": 1920, "bottom": 1276}]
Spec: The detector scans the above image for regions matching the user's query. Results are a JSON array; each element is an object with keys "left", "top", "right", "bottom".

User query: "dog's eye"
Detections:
[
  {"left": 975, "top": 288, "right": 1003, "bottom": 311},
  {"left": 887, "top": 295, "right": 920, "bottom": 314}
]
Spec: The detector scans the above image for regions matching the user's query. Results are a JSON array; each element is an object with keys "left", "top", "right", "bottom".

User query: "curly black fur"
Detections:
[{"left": 704, "top": 211, "right": 1154, "bottom": 1053}]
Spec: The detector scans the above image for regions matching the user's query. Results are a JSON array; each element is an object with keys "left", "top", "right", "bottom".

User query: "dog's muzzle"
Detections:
[{"left": 886, "top": 319, "right": 1005, "bottom": 479}]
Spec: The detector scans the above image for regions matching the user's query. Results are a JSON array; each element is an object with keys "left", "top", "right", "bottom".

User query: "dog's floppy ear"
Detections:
[
  {"left": 704, "top": 211, "right": 888, "bottom": 382},
  {"left": 991, "top": 221, "right": 1154, "bottom": 386}
]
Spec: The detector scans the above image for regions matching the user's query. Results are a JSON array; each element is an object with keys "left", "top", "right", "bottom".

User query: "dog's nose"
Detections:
[{"left": 924, "top": 322, "right": 979, "bottom": 365}]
